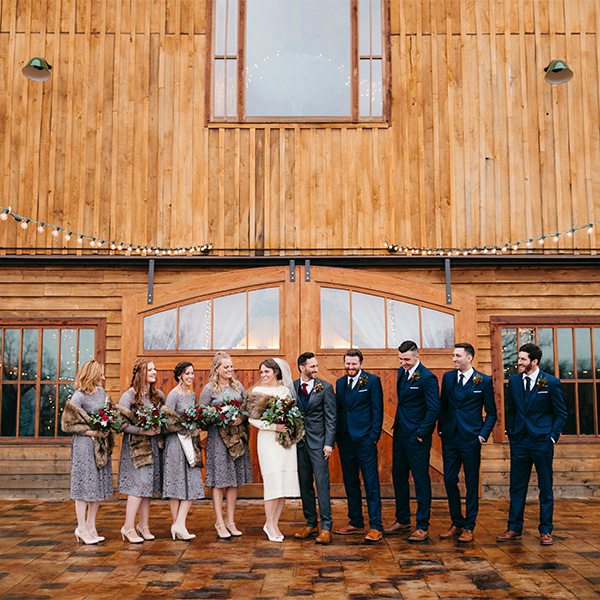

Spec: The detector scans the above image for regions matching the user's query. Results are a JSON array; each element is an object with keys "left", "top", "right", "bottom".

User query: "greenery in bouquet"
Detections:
[
  {"left": 135, "top": 403, "right": 167, "bottom": 431},
  {"left": 181, "top": 404, "right": 218, "bottom": 431},
  {"left": 89, "top": 401, "right": 124, "bottom": 432},
  {"left": 214, "top": 397, "right": 248, "bottom": 427},
  {"left": 261, "top": 395, "right": 304, "bottom": 444}
]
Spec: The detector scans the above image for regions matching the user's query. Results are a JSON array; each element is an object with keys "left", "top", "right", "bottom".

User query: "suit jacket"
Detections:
[
  {"left": 505, "top": 371, "right": 567, "bottom": 442},
  {"left": 335, "top": 371, "right": 384, "bottom": 443},
  {"left": 293, "top": 377, "right": 336, "bottom": 450},
  {"left": 394, "top": 363, "right": 440, "bottom": 438},
  {"left": 438, "top": 369, "right": 497, "bottom": 442}
]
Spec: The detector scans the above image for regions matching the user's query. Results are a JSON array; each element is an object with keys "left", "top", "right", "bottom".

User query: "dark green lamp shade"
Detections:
[
  {"left": 22, "top": 57, "right": 53, "bottom": 82},
  {"left": 544, "top": 60, "right": 573, "bottom": 84}
]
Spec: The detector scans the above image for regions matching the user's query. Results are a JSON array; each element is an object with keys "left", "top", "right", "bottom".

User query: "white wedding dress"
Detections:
[{"left": 249, "top": 385, "right": 300, "bottom": 501}]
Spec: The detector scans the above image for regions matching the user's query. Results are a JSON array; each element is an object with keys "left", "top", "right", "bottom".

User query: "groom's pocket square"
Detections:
[
  {"left": 474, "top": 390, "right": 482, "bottom": 394},
  {"left": 409, "top": 386, "right": 419, "bottom": 390},
  {"left": 538, "top": 391, "right": 548, "bottom": 394},
  {"left": 358, "top": 389, "right": 368, "bottom": 393}
]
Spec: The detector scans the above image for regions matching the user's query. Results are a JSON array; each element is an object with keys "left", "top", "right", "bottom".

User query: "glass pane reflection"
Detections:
[
  {"left": 387, "top": 300, "right": 420, "bottom": 348},
  {"left": 179, "top": 300, "right": 212, "bottom": 350},
  {"left": 60, "top": 329, "right": 77, "bottom": 381},
  {"left": 3, "top": 329, "right": 20, "bottom": 380},
  {"left": 19, "top": 384, "right": 36, "bottom": 437},
  {"left": 248, "top": 288, "right": 280, "bottom": 349},
  {"left": 578, "top": 383, "right": 594, "bottom": 435},
  {"left": 557, "top": 328, "right": 574, "bottom": 379},
  {"left": 78, "top": 329, "right": 95, "bottom": 368},
  {"left": 352, "top": 292, "right": 384, "bottom": 348},
  {"left": 320, "top": 288, "right": 350, "bottom": 348},
  {"left": 537, "top": 328, "right": 554, "bottom": 374},
  {"left": 214, "top": 293, "right": 246, "bottom": 349},
  {"left": 21, "top": 329, "right": 38, "bottom": 380},
  {"left": 561, "top": 382, "right": 576, "bottom": 435},
  {"left": 39, "top": 384, "right": 57, "bottom": 437},
  {"left": 143, "top": 309, "right": 177, "bottom": 351},
  {"left": 575, "top": 328, "right": 592, "bottom": 379},
  {"left": 58, "top": 384, "right": 75, "bottom": 437},
  {"left": 421, "top": 308, "right": 454, "bottom": 348},
  {"left": 501, "top": 328, "right": 518, "bottom": 377},
  {"left": 1, "top": 384, "right": 17, "bottom": 436},
  {"left": 42, "top": 329, "right": 59, "bottom": 380}
]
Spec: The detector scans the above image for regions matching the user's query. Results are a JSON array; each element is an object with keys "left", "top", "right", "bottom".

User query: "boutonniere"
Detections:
[
  {"left": 410, "top": 371, "right": 421, "bottom": 383},
  {"left": 472, "top": 374, "right": 483, "bottom": 386},
  {"left": 358, "top": 375, "right": 368, "bottom": 388},
  {"left": 536, "top": 376, "right": 548, "bottom": 389},
  {"left": 313, "top": 381, "right": 324, "bottom": 393}
]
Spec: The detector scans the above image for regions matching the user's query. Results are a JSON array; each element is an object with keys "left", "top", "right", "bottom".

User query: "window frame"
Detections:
[
  {"left": 206, "top": 0, "right": 391, "bottom": 125},
  {"left": 0, "top": 317, "right": 106, "bottom": 443},
  {"left": 490, "top": 315, "right": 600, "bottom": 443}
]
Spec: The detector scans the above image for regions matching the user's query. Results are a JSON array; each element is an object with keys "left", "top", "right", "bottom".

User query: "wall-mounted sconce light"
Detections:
[
  {"left": 22, "top": 57, "right": 53, "bottom": 82},
  {"left": 544, "top": 60, "right": 573, "bottom": 84}
]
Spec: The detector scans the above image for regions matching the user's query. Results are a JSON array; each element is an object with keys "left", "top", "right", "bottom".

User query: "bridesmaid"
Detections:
[
  {"left": 62, "top": 360, "right": 113, "bottom": 544},
  {"left": 199, "top": 352, "right": 252, "bottom": 538},
  {"left": 162, "top": 361, "right": 204, "bottom": 540},
  {"left": 118, "top": 358, "right": 165, "bottom": 543}
]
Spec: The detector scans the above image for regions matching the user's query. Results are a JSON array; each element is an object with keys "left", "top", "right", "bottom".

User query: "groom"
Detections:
[{"left": 293, "top": 352, "right": 336, "bottom": 544}]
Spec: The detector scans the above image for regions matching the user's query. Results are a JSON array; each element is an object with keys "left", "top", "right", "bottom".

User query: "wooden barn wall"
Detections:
[
  {"left": 0, "top": 264, "right": 599, "bottom": 498},
  {"left": 1, "top": 0, "right": 600, "bottom": 254}
]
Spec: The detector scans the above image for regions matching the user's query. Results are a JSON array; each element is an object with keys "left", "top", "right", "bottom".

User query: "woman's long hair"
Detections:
[
  {"left": 75, "top": 360, "right": 103, "bottom": 393},
  {"left": 208, "top": 351, "right": 241, "bottom": 393},
  {"left": 130, "top": 358, "right": 161, "bottom": 410}
]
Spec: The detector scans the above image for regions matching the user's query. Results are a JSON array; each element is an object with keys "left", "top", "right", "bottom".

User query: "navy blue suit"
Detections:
[
  {"left": 504, "top": 371, "right": 567, "bottom": 534},
  {"left": 392, "top": 363, "right": 440, "bottom": 530},
  {"left": 335, "top": 371, "right": 384, "bottom": 530},
  {"left": 438, "top": 369, "right": 497, "bottom": 530}
]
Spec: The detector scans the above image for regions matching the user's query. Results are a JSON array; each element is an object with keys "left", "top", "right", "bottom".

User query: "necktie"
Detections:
[
  {"left": 458, "top": 373, "right": 464, "bottom": 386},
  {"left": 524, "top": 376, "right": 531, "bottom": 394},
  {"left": 348, "top": 377, "right": 354, "bottom": 389},
  {"left": 301, "top": 383, "right": 308, "bottom": 396}
]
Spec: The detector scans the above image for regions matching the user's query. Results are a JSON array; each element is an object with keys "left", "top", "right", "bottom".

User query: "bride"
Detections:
[{"left": 247, "top": 358, "right": 301, "bottom": 542}]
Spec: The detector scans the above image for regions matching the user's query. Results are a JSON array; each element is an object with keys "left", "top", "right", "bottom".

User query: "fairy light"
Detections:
[{"left": 37, "top": 224, "right": 44, "bottom": 233}]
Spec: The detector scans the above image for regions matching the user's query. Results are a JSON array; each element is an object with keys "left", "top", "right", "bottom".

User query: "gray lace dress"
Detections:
[
  {"left": 199, "top": 383, "right": 252, "bottom": 488},
  {"left": 162, "top": 388, "right": 205, "bottom": 500},
  {"left": 69, "top": 388, "right": 113, "bottom": 502},
  {"left": 117, "top": 388, "right": 165, "bottom": 497}
]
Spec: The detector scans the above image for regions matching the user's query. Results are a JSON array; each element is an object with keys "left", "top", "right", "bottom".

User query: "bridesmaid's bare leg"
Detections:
[
  {"left": 174, "top": 500, "right": 193, "bottom": 530},
  {"left": 138, "top": 497, "right": 152, "bottom": 529},
  {"left": 86, "top": 501, "right": 100, "bottom": 533},
  {"left": 75, "top": 500, "right": 89, "bottom": 531},
  {"left": 264, "top": 498, "right": 277, "bottom": 535},
  {"left": 123, "top": 495, "right": 142, "bottom": 531},
  {"left": 225, "top": 487, "right": 238, "bottom": 525},
  {"left": 212, "top": 487, "right": 225, "bottom": 526},
  {"left": 169, "top": 499, "right": 180, "bottom": 523}
]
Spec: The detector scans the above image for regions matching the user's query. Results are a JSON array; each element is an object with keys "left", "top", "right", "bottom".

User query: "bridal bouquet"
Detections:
[
  {"left": 180, "top": 404, "right": 218, "bottom": 431},
  {"left": 261, "top": 395, "right": 304, "bottom": 448},
  {"left": 89, "top": 400, "right": 124, "bottom": 432},
  {"left": 135, "top": 403, "right": 167, "bottom": 431},
  {"left": 214, "top": 398, "right": 248, "bottom": 427}
]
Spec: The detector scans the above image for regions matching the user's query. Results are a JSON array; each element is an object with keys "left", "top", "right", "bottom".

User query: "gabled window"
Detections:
[{"left": 211, "top": 0, "right": 388, "bottom": 122}]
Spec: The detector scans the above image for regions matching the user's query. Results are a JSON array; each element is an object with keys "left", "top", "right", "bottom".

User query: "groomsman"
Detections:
[
  {"left": 333, "top": 349, "right": 384, "bottom": 542},
  {"left": 385, "top": 340, "right": 440, "bottom": 542},
  {"left": 293, "top": 352, "right": 336, "bottom": 544},
  {"left": 497, "top": 343, "right": 567, "bottom": 546},
  {"left": 438, "top": 343, "right": 497, "bottom": 543}
]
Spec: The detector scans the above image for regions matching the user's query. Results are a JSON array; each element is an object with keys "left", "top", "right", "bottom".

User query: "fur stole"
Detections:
[
  {"left": 247, "top": 389, "right": 304, "bottom": 449},
  {"left": 60, "top": 401, "right": 114, "bottom": 469},
  {"left": 161, "top": 406, "right": 203, "bottom": 468},
  {"left": 117, "top": 405, "right": 164, "bottom": 469},
  {"left": 218, "top": 422, "right": 249, "bottom": 461}
]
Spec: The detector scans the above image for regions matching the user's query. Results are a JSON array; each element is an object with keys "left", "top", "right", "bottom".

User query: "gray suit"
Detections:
[{"left": 294, "top": 377, "right": 336, "bottom": 531}]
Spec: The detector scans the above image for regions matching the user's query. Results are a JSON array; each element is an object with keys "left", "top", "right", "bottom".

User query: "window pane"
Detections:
[
  {"left": 143, "top": 309, "right": 177, "bottom": 351},
  {"left": 561, "top": 382, "right": 576, "bottom": 435},
  {"left": 60, "top": 329, "right": 77, "bottom": 381},
  {"left": 248, "top": 288, "right": 280, "bottom": 349},
  {"left": 3, "top": 329, "right": 20, "bottom": 380},
  {"left": 537, "top": 328, "right": 554, "bottom": 374},
  {"left": 519, "top": 328, "right": 534, "bottom": 346},
  {"left": 58, "top": 384, "right": 75, "bottom": 437},
  {"left": 320, "top": 288, "right": 350, "bottom": 348},
  {"left": 214, "top": 0, "right": 227, "bottom": 55},
  {"left": 21, "top": 329, "right": 38, "bottom": 380},
  {"left": 557, "top": 328, "right": 574, "bottom": 379},
  {"left": 575, "top": 328, "right": 593, "bottom": 379},
  {"left": 595, "top": 328, "right": 600, "bottom": 379},
  {"left": 225, "top": 58, "right": 237, "bottom": 118},
  {"left": 78, "top": 329, "right": 95, "bottom": 368},
  {"left": 41, "top": 329, "right": 59, "bottom": 380},
  {"left": 370, "top": 58, "right": 382, "bottom": 117},
  {"left": 226, "top": 0, "right": 238, "bottom": 55},
  {"left": 370, "top": 0, "right": 382, "bottom": 54},
  {"left": 421, "top": 308, "right": 454, "bottom": 348},
  {"left": 179, "top": 300, "right": 212, "bottom": 350},
  {"left": 501, "top": 328, "right": 518, "bottom": 378},
  {"left": 578, "top": 383, "right": 595, "bottom": 435},
  {"left": 352, "top": 292, "right": 385, "bottom": 348},
  {"left": 19, "top": 384, "right": 36, "bottom": 437},
  {"left": 214, "top": 59, "right": 226, "bottom": 118},
  {"left": 214, "top": 293, "right": 246, "bottom": 349},
  {"left": 1, "top": 384, "right": 17, "bottom": 436},
  {"left": 359, "top": 0, "right": 382, "bottom": 55},
  {"left": 387, "top": 300, "right": 420, "bottom": 348},
  {"left": 245, "top": 0, "right": 351, "bottom": 117},
  {"left": 359, "top": 59, "right": 371, "bottom": 117},
  {"left": 39, "top": 384, "right": 57, "bottom": 437}
]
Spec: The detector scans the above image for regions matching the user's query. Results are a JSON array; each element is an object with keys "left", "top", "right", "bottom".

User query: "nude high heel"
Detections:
[
  {"left": 224, "top": 522, "right": 242, "bottom": 537},
  {"left": 120, "top": 526, "right": 144, "bottom": 543},
  {"left": 171, "top": 525, "right": 196, "bottom": 541},
  {"left": 75, "top": 528, "right": 99, "bottom": 545},
  {"left": 89, "top": 528, "right": 105, "bottom": 543},
  {"left": 215, "top": 523, "right": 232, "bottom": 539},
  {"left": 136, "top": 524, "right": 155, "bottom": 541},
  {"left": 263, "top": 524, "right": 283, "bottom": 543}
]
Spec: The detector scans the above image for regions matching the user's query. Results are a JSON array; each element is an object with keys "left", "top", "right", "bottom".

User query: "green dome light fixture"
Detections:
[
  {"left": 544, "top": 60, "right": 573, "bottom": 84},
  {"left": 22, "top": 57, "right": 53, "bottom": 82}
]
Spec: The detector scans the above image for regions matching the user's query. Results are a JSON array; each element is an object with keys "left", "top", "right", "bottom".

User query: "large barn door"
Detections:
[{"left": 121, "top": 265, "right": 476, "bottom": 497}]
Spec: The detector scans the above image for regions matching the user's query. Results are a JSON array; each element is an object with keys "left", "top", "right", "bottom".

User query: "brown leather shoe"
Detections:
[
  {"left": 364, "top": 529, "right": 383, "bottom": 542},
  {"left": 439, "top": 525, "right": 463, "bottom": 539},
  {"left": 458, "top": 529, "right": 474, "bottom": 543},
  {"left": 294, "top": 525, "right": 319, "bottom": 539},
  {"left": 496, "top": 529, "right": 522, "bottom": 542},
  {"left": 384, "top": 522, "right": 412, "bottom": 534},
  {"left": 407, "top": 529, "right": 429, "bottom": 542},
  {"left": 333, "top": 524, "right": 365, "bottom": 535},
  {"left": 540, "top": 533, "right": 554, "bottom": 546},
  {"left": 315, "top": 529, "right": 332, "bottom": 544}
]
